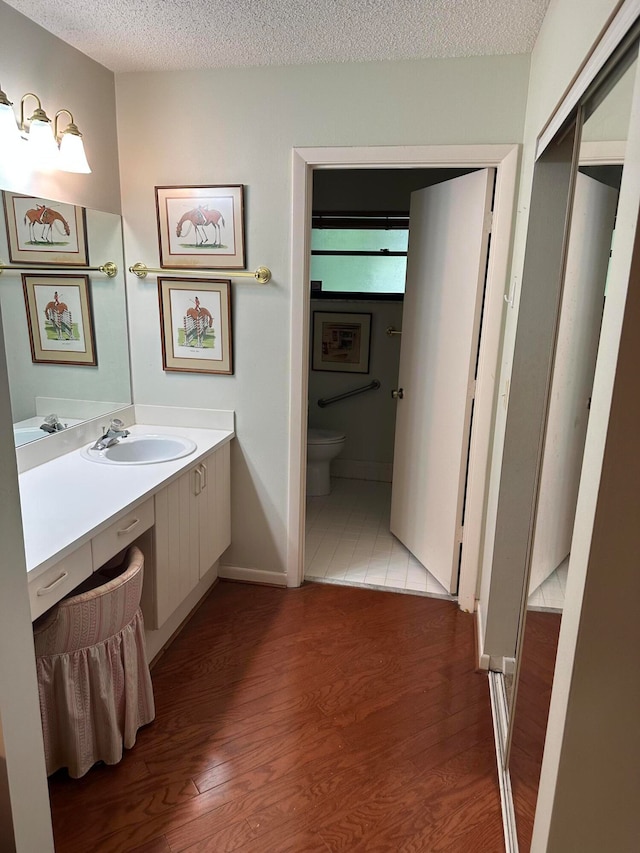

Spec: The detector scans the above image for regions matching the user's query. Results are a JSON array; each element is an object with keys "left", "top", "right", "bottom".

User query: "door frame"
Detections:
[{"left": 287, "top": 144, "right": 520, "bottom": 612}]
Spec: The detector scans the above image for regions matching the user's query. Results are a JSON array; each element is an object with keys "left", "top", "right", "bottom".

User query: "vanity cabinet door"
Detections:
[
  {"left": 153, "top": 443, "right": 231, "bottom": 628},
  {"left": 154, "top": 467, "right": 200, "bottom": 628},
  {"left": 198, "top": 442, "right": 231, "bottom": 579}
]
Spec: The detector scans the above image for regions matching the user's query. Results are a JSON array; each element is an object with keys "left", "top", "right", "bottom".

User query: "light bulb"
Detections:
[
  {"left": 0, "top": 101, "right": 22, "bottom": 154},
  {"left": 27, "top": 118, "right": 59, "bottom": 170},
  {"left": 58, "top": 129, "right": 91, "bottom": 173}
]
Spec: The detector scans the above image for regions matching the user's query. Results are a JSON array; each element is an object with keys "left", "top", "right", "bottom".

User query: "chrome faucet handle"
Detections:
[{"left": 41, "top": 413, "right": 66, "bottom": 432}]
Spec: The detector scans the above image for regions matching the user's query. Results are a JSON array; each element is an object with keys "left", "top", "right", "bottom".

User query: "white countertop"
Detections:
[{"left": 19, "top": 423, "right": 234, "bottom": 580}]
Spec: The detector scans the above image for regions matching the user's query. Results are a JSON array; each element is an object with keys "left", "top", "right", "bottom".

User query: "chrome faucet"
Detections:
[
  {"left": 92, "top": 418, "right": 130, "bottom": 450},
  {"left": 40, "top": 414, "right": 66, "bottom": 433}
]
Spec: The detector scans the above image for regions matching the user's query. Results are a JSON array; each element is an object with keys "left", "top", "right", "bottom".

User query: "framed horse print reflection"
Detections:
[
  {"left": 155, "top": 185, "right": 245, "bottom": 270},
  {"left": 158, "top": 277, "right": 233, "bottom": 374},
  {"left": 22, "top": 274, "right": 97, "bottom": 366},
  {"left": 2, "top": 192, "right": 88, "bottom": 266}
]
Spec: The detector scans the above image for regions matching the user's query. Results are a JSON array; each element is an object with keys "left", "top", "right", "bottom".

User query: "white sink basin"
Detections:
[{"left": 82, "top": 434, "right": 197, "bottom": 465}]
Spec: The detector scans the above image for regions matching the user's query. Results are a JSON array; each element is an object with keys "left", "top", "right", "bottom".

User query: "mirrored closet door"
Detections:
[{"left": 505, "top": 40, "right": 640, "bottom": 853}]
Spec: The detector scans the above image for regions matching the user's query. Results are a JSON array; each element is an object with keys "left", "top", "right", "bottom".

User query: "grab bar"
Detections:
[{"left": 318, "top": 380, "right": 381, "bottom": 408}]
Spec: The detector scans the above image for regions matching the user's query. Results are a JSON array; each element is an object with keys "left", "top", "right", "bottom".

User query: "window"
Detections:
[{"left": 310, "top": 213, "right": 408, "bottom": 299}]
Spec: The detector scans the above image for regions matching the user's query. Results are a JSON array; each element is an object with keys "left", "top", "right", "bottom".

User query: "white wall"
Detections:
[
  {"left": 115, "top": 54, "right": 530, "bottom": 579},
  {"left": 0, "top": 2, "right": 121, "bottom": 214}
]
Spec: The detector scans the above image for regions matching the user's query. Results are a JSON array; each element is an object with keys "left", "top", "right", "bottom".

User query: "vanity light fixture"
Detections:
[
  {"left": 20, "top": 93, "right": 59, "bottom": 170},
  {"left": 0, "top": 84, "right": 91, "bottom": 174},
  {"left": 55, "top": 109, "right": 91, "bottom": 174},
  {"left": 0, "top": 84, "right": 22, "bottom": 155}
]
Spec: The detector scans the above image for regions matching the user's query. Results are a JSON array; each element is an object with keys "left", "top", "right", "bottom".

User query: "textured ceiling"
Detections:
[{"left": 4, "top": 0, "right": 550, "bottom": 73}]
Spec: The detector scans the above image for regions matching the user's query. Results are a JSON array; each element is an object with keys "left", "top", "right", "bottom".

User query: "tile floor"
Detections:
[
  {"left": 305, "top": 477, "right": 452, "bottom": 598},
  {"left": 527, "top": 555, "right": 569, "bottom": 612}
]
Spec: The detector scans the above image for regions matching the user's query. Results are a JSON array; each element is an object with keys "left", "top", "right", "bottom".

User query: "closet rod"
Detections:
[
  {"left": 0, "top": 260, "right": 118, "bottom": 277},
  {"left": 129, "top": 262, "right": 271, "bottom": 284}
]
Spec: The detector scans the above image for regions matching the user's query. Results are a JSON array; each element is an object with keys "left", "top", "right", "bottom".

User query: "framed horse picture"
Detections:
[
  {"left": 22, "top": 274, "right": 97, "bottom": 366},
  {"left": 3, "top": 192, "right": 88, "bottom": 266},
  {"left": 312, "top": 311, "right": 372, "bottom": 373},
  {"left": 158, "top": 277, "right": 233, "bottom": 374},
  {"left": 155, "top": 185, "right": 245, "bottom": 270}
]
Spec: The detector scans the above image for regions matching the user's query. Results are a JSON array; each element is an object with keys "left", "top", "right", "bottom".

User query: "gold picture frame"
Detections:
[
  {"left": 3, "top": 192, "right": 88, "bottom": 266},
  {"left": 158, "top": 277, "right": 233, "bottom": 374},
  {"left": 22, "top": 274, "right": 97, "bottom": 366},
  {"left": 312, "top": 311, "right": 372, "bottom": 373},
  {"left": 155, "top": 185, "right": 245, "bottom": 270}
]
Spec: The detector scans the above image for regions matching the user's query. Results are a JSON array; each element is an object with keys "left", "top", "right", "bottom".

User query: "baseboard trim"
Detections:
[
  {"left": 476, "top": 602, "right": 491, "bottom": 670},
  {"left": 149, "top": 578, "right": 219, "bottom": 669},
  {"left": 219, "top": 565, "right": 288, "bottom": 586},
  {"left": 489, "top": 671, "right": 519, "bottom": 853},
  {"left": 331, "top": 459, "right": 392, "bottom": 482},
  {"left": 502, "top": 656, "right": 516, "bottom": 676}
]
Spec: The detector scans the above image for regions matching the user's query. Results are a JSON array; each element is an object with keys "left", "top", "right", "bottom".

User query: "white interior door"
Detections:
[
  {"left": 390, "top": 169, "right": 494, "bottom": 594},
  {"left": 528, "top": 171, "right": 619, "bottom": 594}
]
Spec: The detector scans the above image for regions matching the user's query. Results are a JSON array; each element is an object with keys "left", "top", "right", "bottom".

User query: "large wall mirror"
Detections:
[
  {"left": 0, "top": 192, "right": 131, "bottom": 447},
  {"left": 505, "top": 41, "right": 639, "bottom": 853}
]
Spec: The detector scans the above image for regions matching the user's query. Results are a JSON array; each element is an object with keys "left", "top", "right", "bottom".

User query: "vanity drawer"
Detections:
[
  {"left": 91, "top": 498, "right": 154, "bottom": 570},
  {"left": 29, "top": 542, "right": 92, "bottom": 621}
]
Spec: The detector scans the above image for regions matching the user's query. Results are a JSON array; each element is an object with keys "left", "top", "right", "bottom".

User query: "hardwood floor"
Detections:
[
  {"left": 509, "top": 609, "right": 562, "bottom": 852},
  {"left": 48, "top": 580, "right": 504, "bottom": 852}
]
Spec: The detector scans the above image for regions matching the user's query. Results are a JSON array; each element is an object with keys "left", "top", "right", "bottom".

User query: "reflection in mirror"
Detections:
[
  {"left": 508, "top": 49, "right": 638, "bottom": 853},
  {"left": 0, "top": 193, "right": 131, "bottom": 446}
]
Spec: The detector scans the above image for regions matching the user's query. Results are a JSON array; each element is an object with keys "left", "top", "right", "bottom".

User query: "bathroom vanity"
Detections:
[{"left": 20, "top": 410, "right": 234, "bottom": 647}]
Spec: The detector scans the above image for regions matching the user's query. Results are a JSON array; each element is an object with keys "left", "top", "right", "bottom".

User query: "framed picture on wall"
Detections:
[
  {"left": 158, "top": 277, "right": 233, "bottom": 374},
  {"left": 22, "top": 274, "right": 97, "bottom": 366},
  {"left": 155, "top": 185, "right": 245, "bottom": 270},
  {"left": 312, "top": 311, "right": 372, "bottom": 373},
  {"left": 3, "top": 193, "right": 88, "bottom": 266}
]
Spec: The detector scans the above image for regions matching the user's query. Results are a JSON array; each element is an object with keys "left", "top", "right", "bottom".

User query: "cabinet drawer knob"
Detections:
[
  {"left": 37, "top": 571, "right": 69, "bottom": 596},
  {"left": 117, "top": 518, "right": 140, "bottom": 536}
]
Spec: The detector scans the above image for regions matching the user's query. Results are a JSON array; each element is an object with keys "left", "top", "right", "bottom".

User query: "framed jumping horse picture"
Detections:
[
  {"left": 158, "top": 277, "right": 233, "bottom": 374},
  {"left": 22, "top": 274, "right": 97, "bottom": 366},
  {"left": 2, "top": 192, "right": 88, "bottom": 266},
  {"left": 155, "top": 185, "right": 245, "bottom": 270}
]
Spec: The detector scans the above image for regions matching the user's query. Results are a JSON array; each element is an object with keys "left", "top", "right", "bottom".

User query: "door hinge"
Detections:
[{"left": 485, "top": 211, "right": 493, "bottom": 233}]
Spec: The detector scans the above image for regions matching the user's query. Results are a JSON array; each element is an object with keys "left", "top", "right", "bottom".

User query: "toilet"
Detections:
[{"left": 306, "top": 428, "right": 346, "bottom": 496}]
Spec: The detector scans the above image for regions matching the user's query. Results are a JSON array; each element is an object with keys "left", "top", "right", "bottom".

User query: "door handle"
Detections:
[{"left": 391, "top": 388, "right": 404, "bottom": 399}]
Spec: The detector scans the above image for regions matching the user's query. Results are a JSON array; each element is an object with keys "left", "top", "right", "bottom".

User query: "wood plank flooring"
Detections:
[
  {"left": 509, "top": 609, "right": 562, "bottom": 852},
  {"left": 48, "top": 580, "right": 504, "bottom": 852}
]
